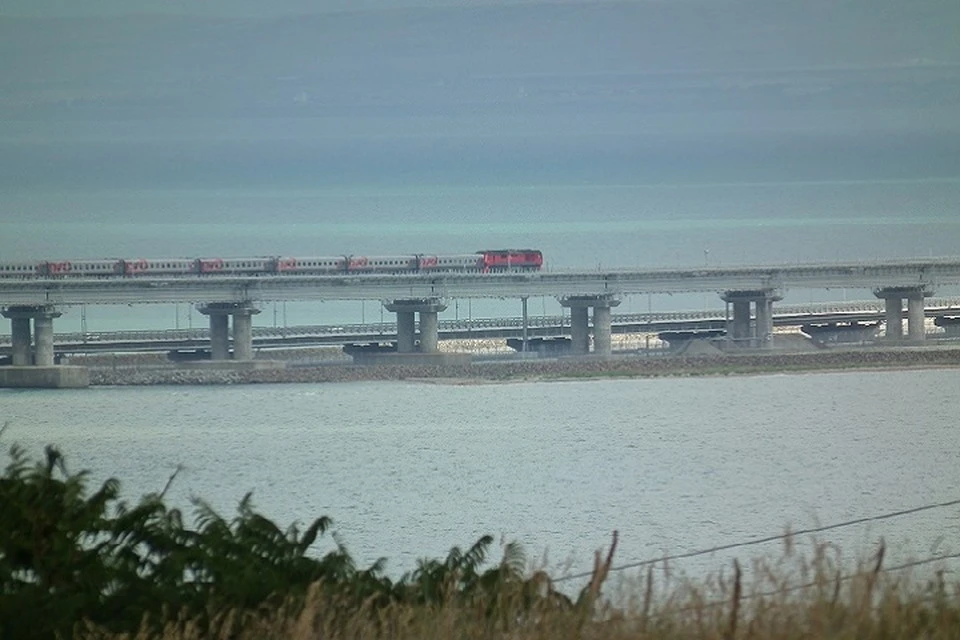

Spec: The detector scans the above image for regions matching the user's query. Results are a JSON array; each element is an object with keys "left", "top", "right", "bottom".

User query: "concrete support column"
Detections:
[
  {"left": 397, "top": 311, "right": 417, "bottom": 353},
  {"left": 874, "top": 287, "right": 932, "bottom": 343},
  {"left": 419, "top": 311, "right": 440, "bottom": 354},
  {"left": 730, "top": 300, "right": 751, "bottom": 343},
  {"left": 520, "top": 297, "right": 529, "bottom": 353},
  {"left": 33, "top": 315, "right": 56, "bottom": 366},
  {"left": 569, "top": 306, "right": 590, "bottom": 355},
  {"left": 2, "top": 305, "right": 62, "bottom": 366},
  {"left": 10, "top": 317, "right": 32, "bottom": 366},
  {"left": 208, "top": 313, "right": 230, "bottom": 360},
  {"left": 592, "top": 305, "right": 614, "bottom": 356},
  {"left": 199, "top": 302, "right": 260, "bottom": 361},
  {"left": 385, "top": 299, "right": 447, "bottom": 354},
  {"left": 395, "top": 311, "right": 416, "bottom": 353},
  {"left": 906, "top": 294, "right": 926, "bottom": 342},
  {"left": 232, "top": 311, "right": 256, "bottom": 360},
  {"left": 560, "top": 295, "right": 620, "bottom": 356},
  {"left": 755, "top": 297, "right": 774, "bottom": 347},
  {"left": 722, "top": 290, "right": 781, "bottom": 349},
  {"left": 883, "top": 297, "right": 903, "bottom": 341}
]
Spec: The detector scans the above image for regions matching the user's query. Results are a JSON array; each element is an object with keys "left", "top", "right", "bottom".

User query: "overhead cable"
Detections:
[{"left": 553, "top": 497, "right": 960, "bottom": 583}]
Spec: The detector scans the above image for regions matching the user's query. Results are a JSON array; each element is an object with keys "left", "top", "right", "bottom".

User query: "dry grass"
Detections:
[{"left": 81, "top": 540, "right": 960, "bottom": 640}]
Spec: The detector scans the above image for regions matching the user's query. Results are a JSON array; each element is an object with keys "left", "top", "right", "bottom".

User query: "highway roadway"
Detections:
[{"left": 5, "top": 298, "right": 960, "bottom": 356}]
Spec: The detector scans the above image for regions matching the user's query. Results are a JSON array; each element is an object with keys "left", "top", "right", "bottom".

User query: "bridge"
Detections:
[
  {"left": 3, "top": 257, "right": 960, "bottom": 370},
  {"left": 4, "top": 298, "right": 960, "bottom": 360}
]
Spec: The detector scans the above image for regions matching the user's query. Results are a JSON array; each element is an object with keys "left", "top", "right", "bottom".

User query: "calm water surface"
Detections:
[
  {"left": 3, "top": 369, "right": 958, "bottom": 584},
  {"left": 4, "top": 178, "right": 960, "bottom": 333}
]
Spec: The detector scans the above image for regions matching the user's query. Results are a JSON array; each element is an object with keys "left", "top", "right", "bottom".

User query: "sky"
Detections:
[
  {"left": 1, "top": 0, "right": 959, "bottom": 231},
  {"left": 2, "top": 0, "right": 564, "bottom": 17},
  {"left": 0, "top": 0, "right": 959, "bottom": 273}
]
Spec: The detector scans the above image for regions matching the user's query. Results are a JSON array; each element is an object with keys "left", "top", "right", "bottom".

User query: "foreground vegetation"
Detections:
[{"left": 1, "top": 443, "right": 958, "bottom": 639}]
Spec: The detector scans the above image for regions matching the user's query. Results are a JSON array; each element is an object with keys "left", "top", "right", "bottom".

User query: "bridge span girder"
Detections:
[{"left": 0, "top": 258, "right": 957, "bottom": 305}]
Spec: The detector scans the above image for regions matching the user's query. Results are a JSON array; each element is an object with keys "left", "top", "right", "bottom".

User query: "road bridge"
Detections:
[
  {"left": 4, "top": 298, "right": 960, "bottom": 360},
  {"left": 3, "top": 257, "right": 960, "bottom": 365}
]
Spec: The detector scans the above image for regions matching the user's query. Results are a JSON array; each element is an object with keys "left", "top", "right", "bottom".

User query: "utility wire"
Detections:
[
  {"left": 662, "top": 551, "right": 960, "bottom": 616},
  {"left": 554, "top": 497, "right": 960, "bottom": 583}
]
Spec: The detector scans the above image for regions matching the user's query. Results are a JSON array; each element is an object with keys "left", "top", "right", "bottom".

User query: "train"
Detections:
[{"left": 0, "top": 249, "right": 544, "bottom": 279}]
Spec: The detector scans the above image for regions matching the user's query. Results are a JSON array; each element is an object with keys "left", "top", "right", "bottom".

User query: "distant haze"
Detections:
[
  {"left": 1, "top": 0, "right": 959, "bottom": 266},
  {"left": 3, "top": 0, "right": 720, "bottom": 18}
]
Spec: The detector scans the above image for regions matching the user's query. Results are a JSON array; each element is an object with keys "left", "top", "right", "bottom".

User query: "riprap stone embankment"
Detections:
[{"left": 86, "top": 347, "right": 960, "bottom": 386}]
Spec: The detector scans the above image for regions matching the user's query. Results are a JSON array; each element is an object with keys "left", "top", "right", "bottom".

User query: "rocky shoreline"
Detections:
[{"left": 83, "top": 346, "right": 960, "bottom": 386}]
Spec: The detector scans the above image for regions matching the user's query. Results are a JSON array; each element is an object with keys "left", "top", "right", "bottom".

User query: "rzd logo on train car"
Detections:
[
  {"left": 125, "top": 259, "right": 149, "bottom": 275},
  {"left": 276, "top": 258, "right": 298, "bottom": 272},
  {"left": 199, "top": 258, "right": 225, "bottom": 273}
]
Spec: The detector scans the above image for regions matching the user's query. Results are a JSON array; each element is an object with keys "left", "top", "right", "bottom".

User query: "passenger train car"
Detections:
[{"left": 0, "top": 249, "right": 543, "bottom": 279}]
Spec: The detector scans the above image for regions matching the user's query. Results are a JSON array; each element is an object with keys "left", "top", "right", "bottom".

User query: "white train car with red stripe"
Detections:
[{"left": 0, "top": 249, "right": 543, "bottom": 279}]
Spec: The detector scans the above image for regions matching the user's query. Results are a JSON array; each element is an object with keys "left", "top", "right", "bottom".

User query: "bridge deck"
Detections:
[{"left": 2, "top": 258, "right": 960, "bottom": 304}]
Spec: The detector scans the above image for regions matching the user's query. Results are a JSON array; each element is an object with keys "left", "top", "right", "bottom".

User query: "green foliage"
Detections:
[
  {"left": 0, "top": 444, "right": 561, "bottom": 640},
  {"left": 3, "top": 442, "right": 957, "bottom": 640}
]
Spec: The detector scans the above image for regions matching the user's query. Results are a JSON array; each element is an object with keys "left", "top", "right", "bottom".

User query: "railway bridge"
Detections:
[{"left": 2, "top": 257, "right": 960, "bottom": 372}]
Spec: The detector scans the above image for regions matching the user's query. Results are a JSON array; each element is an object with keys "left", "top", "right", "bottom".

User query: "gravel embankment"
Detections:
[{"left": 85, "top": 347, "right": 960, "bottom": 386}]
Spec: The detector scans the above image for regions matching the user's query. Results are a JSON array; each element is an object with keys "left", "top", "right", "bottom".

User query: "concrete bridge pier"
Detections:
[
  {"left": 34, "top": 314, "right": 57, "bottom": 366},
  {"left": 881, "top": 295, "right": 903, "bottom": 341},
  {"left": 0, "top": 305, "right": 87, "bottom": 388},
  {"left": 560, "top": 295, "right": 621, "bottom": 356},
  {"left": 722, "top": 290, "right": 782, "bottom": 348},
  {"left": 232, "top": 308, "right": 259, "bottom": 360},
  {"left": 592, "top": 300, "right": 622, "bottom": 356},
  {"left": 198, "top": 302, "right": 260, "bottom": 360},
  {"left": 874, "top": 286, "right": 932, "bottom": 342},
  {"left": 2, "top": 305, "right": 63, "bottom": 365},
  {"left": 9, "top": 316, "right": 32, "bottom": 365},
  {"left": 384, "top": 299, "right": 448, "bottom": 353},
  {"left": 419, "top": 308, "right": 441, "bottom": 353},
  {"left": 394, "top": 311, "right": 416, "bottom": 353},
  {"left": 569, "top": 306, "right": 590, "bottom": 355},
  {"left": 728, "top": 299, "right": 751, "bottom": 344},
  {"left": 755, "top": 296, "right": 775, "bottom": 347},
  {"left": 907, "top": 293, "right": 926, "bottom": 341},
  {"left": 208, "top": 312, "right": 230, "bottom": 360}
]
